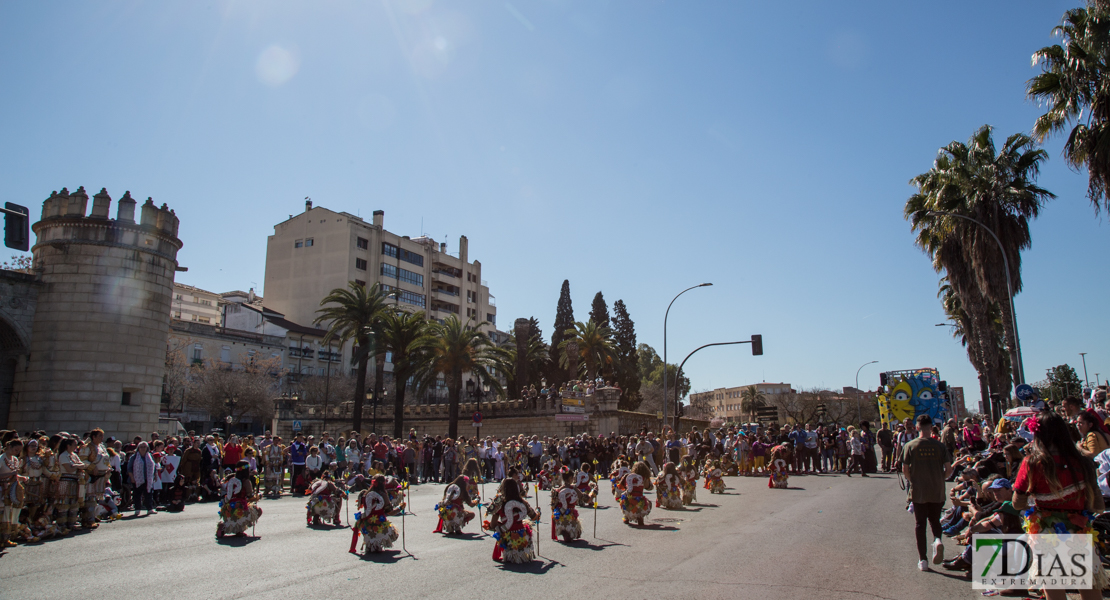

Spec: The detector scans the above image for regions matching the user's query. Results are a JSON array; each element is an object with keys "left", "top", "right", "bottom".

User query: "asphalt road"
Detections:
[{"left": 1, "top": 472, "right": 976, "bottom": 600}]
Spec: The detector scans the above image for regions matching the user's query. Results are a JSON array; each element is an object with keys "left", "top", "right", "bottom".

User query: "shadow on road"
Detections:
[
  {"left": 590, "top": 537, "right": 630, "bottom": 547},
  {"left": 633, "top": 523, "right": 679, "bottom": 531},
  {"left": 557, "top": 539, "right": 621, "bottom": 551},
  {"left": 782, "top": 487, "right": 806, "bottom": 491},
  {"left": 442, "top": 532, "right": 485, "bottom": 541},
  {"left": 689, "top": 503, "right": 718, "bottom": 508},
  {"left": 358, "top": 549, "right": 407, "bottom": 563},
  {"left": 499, "top": 558, "right": 562, "bottom": 574},
  {"left": 306, "top": 523, "right": 345, "bottom": 531},
  {"left": 216, "top": 535, "right": 259, "bottom": 547}
]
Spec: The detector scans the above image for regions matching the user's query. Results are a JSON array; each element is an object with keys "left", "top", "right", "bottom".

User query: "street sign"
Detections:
[
  {"left": 555, "top": 414, "right": 587, "bottom": 422},
  {"left": 1014, "top": 384, "right": 1036, "bottom": 402},
  {"left": 561, "top": 405, "right": 585, "bottom": 414},
  {"left": 472, "top": 411, "right": 483, "bottom": 423},
  {"left": 472, "top": 422, "right": 483, "bottom": 427},
  {"left": 292, "top": 420, "right": 302, "bottom": 431}
]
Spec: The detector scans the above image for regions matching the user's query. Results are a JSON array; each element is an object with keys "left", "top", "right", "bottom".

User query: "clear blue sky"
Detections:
[{"left": 2, "top": 1, "right": 1106, "bottom": 410}]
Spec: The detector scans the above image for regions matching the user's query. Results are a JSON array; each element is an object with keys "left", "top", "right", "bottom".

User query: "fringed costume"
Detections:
[
  {"left": 703, "top": 463, "right": 725, "bottom": 494},
  {"left": 617, "top": 471, "right": 651, "bottom": 525},
  {"left": 488, "top": 496, "right": 538, "bottom": 563},
  {"left": 216, "top": 472, "right": 262, "bottom": 537},
  {"left": 551, "top": 486, "right": 582, "bottom": 542},
  {"left": 768, "top": 457, "right": 789, "bottom": 489},
  {"left": 350, "top": 490, "right": 399, "bottom": 554},
  {"left": 305, "top": 478, "right": 343, "bottom": 526},
  {"left": 654, "top": 472, "right": 684, "bottom": 510},
  {"left": 434, "top": 479, "right": 476, "bottom": 535}
]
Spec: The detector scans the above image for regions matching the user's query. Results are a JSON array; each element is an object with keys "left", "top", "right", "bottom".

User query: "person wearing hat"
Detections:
[{"left": 942, "top": 478, "right": 1021, "bottom": 571}]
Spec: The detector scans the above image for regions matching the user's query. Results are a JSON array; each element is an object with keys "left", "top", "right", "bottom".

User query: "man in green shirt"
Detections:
[{"left": 901, "top": 414, "right": 953, "bottom": 572}]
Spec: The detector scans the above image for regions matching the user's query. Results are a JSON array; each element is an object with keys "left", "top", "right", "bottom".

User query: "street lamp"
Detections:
[
  {"left": 926, "top": 210, "right": 1024, "bottom": 385},
  {"left": 1080, "top": 353, "right": 1090, "bottom": 388},
  {"left": 673, "top": 338, "right": 760, "bottom": 421},
  {"left": 855, "top": 361, "right": 878, "bottom": 422},
  {"left": 663, "top": 283, "right": 712, "bottom": 430}
]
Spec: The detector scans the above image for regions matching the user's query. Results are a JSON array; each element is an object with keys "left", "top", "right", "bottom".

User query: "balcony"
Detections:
[
  {"left": 433, "top": 288, "right": 459, "bottom": 300},
  {"left": 318, "top": 350, "right": 341, "bottom": 362},
  {"left": 288, "top": 347, "right": 315, "bottom": 359},
  {"left": 431, "top": 269, "right": 459, "bottom": 282}
]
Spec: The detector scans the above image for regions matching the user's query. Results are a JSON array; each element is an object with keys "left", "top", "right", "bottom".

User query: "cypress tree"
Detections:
[
  {"left": 612, "top": 299, "right": 642, "bottom": 410},
  {"left": 549, "top": 280, "right": 575, "bottom": 385},
  {"left": 589, "top": 291, "right": 610, "bottom": 330}
]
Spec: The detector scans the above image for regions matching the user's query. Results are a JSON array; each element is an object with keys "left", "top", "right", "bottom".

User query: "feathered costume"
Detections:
[
  {"left": 434, "top": 479, "right": 476, "bottom": 534},
  {"left": 703, "top": 465, "right": 725, "bottom": 494},
  {"left": 487, "top": 496, "right": 538, "bottom": 563},
  {"left": 349, "top": 490, "right": 399, "bottom": 554},
  {"left": 768, "top": 457, "right": 789, "bottom": 489},
  {"left": 305, "top": 478, "right": 343, "bottom": 526},
  {"left": 551, "top": 486, "right": 582, "bottom": 541},
  {"left": 617, "top": 472, "right": 652, "bottom": 524},
  {"left": 575, "top": 470, "right": 597, "bottom": 508},
  {"left": 216, "top": 475, "right": 262, "bottom": 537},
  {"left": 609, "top": 464, "right": 630, "bottom": 497},
  {"left": 680, "top": 464, "right": 698, "bottom": 505},
  {"left": 654, "top": 472, "right": 684, "bottom": 509}
]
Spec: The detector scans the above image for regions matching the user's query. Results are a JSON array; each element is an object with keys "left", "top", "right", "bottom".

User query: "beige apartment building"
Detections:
[
  {"left": 171, "top": 283, "right": 222, "bottom": 325},
  {"left": 263, "top": 200, "right": 498, "bottom": 357},
  {"left": 689, "top": 382, "right": 794, "bottom": 421}
]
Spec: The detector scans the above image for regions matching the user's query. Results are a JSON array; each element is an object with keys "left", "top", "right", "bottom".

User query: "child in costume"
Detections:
[
  {"left": 462, "top": 458, "right": 483, "bottom": 502},
  {"left": 486, "top": 477, "right": 539, "bottom": 563},
  {"left": 703, "top": 459, "right": 725, "bottom": 494},
  {"left": 654, "top": 462, "right": 684, "bottom": 510},
  {"left": 349, "top": 475, "right": 400, "bottom": 554},
  {"left": 609, "top": 458, "right": 630, "bottom": 498},
  {"left": 434, "top": 475, "right": 477, "bottom": 535},
  {"left": 306, "top": 472, "right": 343, "bottom": 527},
  {"left": 768, "top": 456, "right": 789, "bottom": 489},
  {"left": 575, "top": 463, "right": 598, "bottom": 507},
  {"left": 216, "top": 461, "right": 262, "bottom": 538},
  {"left": 679, "top": 456, "right": 698, "bottom": 505},
  {"left": 551, "top": 469, "right": 582, "bottom": 542},
  {"left": 384, "top": 476, "right": 407, "bottom": 513},
  {"left": 616, "top": 461, "right": 653, "bottom": 526}
]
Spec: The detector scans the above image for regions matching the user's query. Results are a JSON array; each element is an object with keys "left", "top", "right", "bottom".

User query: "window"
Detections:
[
  {"left": 173, "top": 311, "right": 181, "bottom": 319},
  {"left": 295, "top": 239, "right": 303, "bottom": 248},
  {"left": 200, "top": 299, "right": 212, "bottom": 306},
  {"left": 381, "top": 242, "right": 423, "bottom": 267},
  {"left": 175, "top": 294, "right": 183, "bottom": 300},
  {"left": 305, "top": 238, "right": 314, "bottom": 247},
  {"left": 355, "top": 279, "right": 366, "bottom": 287},
  {"left": 121, "top": 391, "right": 132, "bottom": 406},
  {"left": 466, "top": 290, "right": 474, "bottom": 303},
  {"left": 220, "top": 346, "right": 231, "bottom": 362},
  {"left": 355, "top": 258, "right": 367, "bottom": 271},
  {"left": 192, "top": 344, "right": 203, "bottom": 361},
  {"left": 380, "top": 263, "right": 423, "bottom": 287},
  {"left": 487, "top": 313, "right": 496, "bottom": 326},
  {"left": 381, "top": 285, "right": 426, "bottom": 307},
  {"left": 198, "top": 317, "right": 210, "bottom": 324},
  {"left": 356, "top": 237, "right": 368, "bottom": 250}
]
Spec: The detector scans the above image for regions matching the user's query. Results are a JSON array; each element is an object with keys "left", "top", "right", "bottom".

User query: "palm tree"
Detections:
[
  {"left": 416, "top": 316, "right": 503, "bottom": 439},
  {"left": 314, "top": 282, "right": 396, "bottom": 434},
  {"left": 906, "top": 125, "right": 1053, "bottom": 397},
  {"left": 490, "top": 333, "right": 549, "bottom": 396},
  {"left": 739, "top": 385, "right": 766, "bottom": 425},
  {"left": 377, "top": 310, "right": 434, "bottom": 438},
  {"left": 1028, "top": 3, "right": 1110, "bottom": 215},
  {"left": 558, "top": 320, "right": 616, "bottom": 381}
]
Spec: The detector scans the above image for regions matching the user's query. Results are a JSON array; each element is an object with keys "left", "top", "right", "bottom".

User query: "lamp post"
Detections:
[
  {"left": 855, "top": 361, "right": 878, "bottom": 423},
  {"left": 926, "top": 210, "right": 1024, "bottom": 385},
  {"left": 673, "top": 340, "right": 751, "bottom": 418},
  {"left": 663, "top": 283, "right": 712, "bottom": 430},
  {"left": 1080, "top": 353, "right": 1090, "bottom": 388}
]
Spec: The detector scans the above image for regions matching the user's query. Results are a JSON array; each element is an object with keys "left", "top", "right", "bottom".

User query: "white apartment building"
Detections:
[
  {"left": 222, "top": 299, "right": 341, "bottom": 378},
  {"left": 689, "top": 382, "right": 794, "bottom": 421},
  {"left": 263, "top": 200, "right": 499, "bottom": 355},
  {"left": 171, "top": 283, "right": 222, "bottom": 325}
]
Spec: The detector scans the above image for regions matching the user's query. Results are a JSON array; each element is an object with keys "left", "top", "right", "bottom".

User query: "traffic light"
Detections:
[
  {"left": 880, "top": 372, "right": 888, "bottom": 387},
  {"left": 751, "top": 334, "right": 763, "bottom": 356},
  {"left": 3, "top": 203, "right": 28, "bottom": 252},
  {"left": 938, "top": 380, "right": 947, "bottom": 392}
]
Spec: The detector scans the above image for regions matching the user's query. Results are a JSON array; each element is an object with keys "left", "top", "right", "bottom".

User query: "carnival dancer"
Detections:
[
  {"left": 575, "top": 463, "right": 598, "bottom": 508},
  {"left": 463, "top": 458, "right": 483, "bottom": 502},
  {"left": 616, "top": 461, "right": 653, "bottom": 526},
  {"left": 349, "top": 475, "right": 400, "bottom": 554},
  {"left": 551, "top": 469, "right": 582, "bottom": 542},
  {"left": 654, "top": 462, "right": 684, "bottom": 509},
  {"left": 679, "top": 457, "right": 698, "bottom": 505},
  {"left": 703, "top": 459, "right": 726, "bottom": 494},
  {"left": 1, "top": 439, "right": 25, "bottom": 549},
  {"left": 216, "top": 460, "right": 262, "bottom": 538},
  {"left": 486, "top": 478, "right": 539, "bottom": 563},
  {"left": 56, "top": 438, "right": 86, "bottom": 534},
  {"left": 434, "top": 475, "right": 477, "bottom": 535},
  {"left": 263, "top": 439, "right": 285, "bottom": 498},
  {"left": 609, "top": 458, "right": 630, "bottom": 498},
  {"left": 536, "top": 464, "right": 553, "bottom": 491},
  {"left": 384, "top": 476, "right": 407, "bottom": 513},
  {"left": 20, "top": 438, "right": 45, "bottom": 526},
  {"left": 81, "top": 429, "right": 110, "bottom": 529},
  {"left": 768, "top": 456, "right": 789, "bottom": 489},
  {"left": 305, "top": 472, "right": 343, "bottom": 527}
]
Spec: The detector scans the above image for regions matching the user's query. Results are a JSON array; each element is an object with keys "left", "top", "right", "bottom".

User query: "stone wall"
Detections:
[
  {"left": 0, "top": 270, "right": 38, "bottom": 429},
  {"left": 7, "top": 188, "right": 182, "bottom": 440}
]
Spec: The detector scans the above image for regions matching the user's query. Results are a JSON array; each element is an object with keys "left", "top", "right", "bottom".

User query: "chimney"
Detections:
[
  {"left": 440, "top": 242, "right": 446, "bottom": 253},
  {"left": 372, "top": 210, "right": 383, "bottom": 228},
  {"left": 459, "top": 235, "right": 468, "bottom": 262},
  {"left": 90, "top": 188, "right": 111, "bottom": 219},
  {"left": 305, "top": 198, "right": 312, "bottom": 212},
  {"left": 117, "top": 191, "right": 136, "bottom": 223},
  {"left": 249, "top": 288, "right": 256, "bottom": 303}
]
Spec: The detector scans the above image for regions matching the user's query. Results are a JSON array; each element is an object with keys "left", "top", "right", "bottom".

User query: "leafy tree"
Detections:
[
  {"left": 314, "top": 282, "right": 396, "bottom": 434},
  {"left": 188, "top": 355, "right": 283, "bottom": 426},
  {"left": 1044, "top": 364, "right": 1085, "bottom": 402},
  {"left": 549, "top": 280, "right": 575, "bottom": 385},
  {"left": 636, "top": 343, "right": 691, "bottom": 403},
  {"left": 415, "top": 316, "right": 503, "bottom": 439},
  {"left": 589, "top": 291, "right": 610, "bottom": 330},
  {"left": 1028, "top": 2, "right": 1110, "bottom": 215},
  {"left": 558, "top": 320, "right": 616, "bottom": 382},
  {"left": 490, "top": 330, "right": 549, "bottom": 395},
  {"left": 377, "top": 310, "right": 434, "bottom": 438},
  {"left": 611, "top": 300, "right": 641, "bottom": 410}
]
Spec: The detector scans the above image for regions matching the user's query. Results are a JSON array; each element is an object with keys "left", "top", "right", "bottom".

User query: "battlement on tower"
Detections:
[{"left": 33, "top": 186, "right": 183, "bottom": 262}]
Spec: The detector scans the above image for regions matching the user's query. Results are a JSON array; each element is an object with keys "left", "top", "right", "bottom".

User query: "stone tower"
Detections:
[{"left": 6, "top": 187, "right": 183, "bottom": 440}]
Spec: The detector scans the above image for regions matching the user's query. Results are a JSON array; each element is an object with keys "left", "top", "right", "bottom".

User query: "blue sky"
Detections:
[{"left": 2, "top": 1, "right": 1106, "bottom": 410}]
